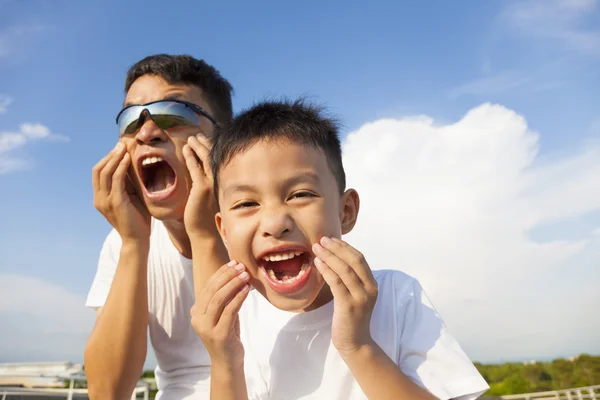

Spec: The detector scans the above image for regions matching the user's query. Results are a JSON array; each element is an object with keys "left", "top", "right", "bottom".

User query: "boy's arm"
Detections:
[
  {"left": 312, "top": 237, "right": 437, "bottom": 400},
  {"left": 210, "top": 362, "right": 249, "bottom": 400},
  {"left": 342, "top": 342, "right": 437, "bottom": 400}
]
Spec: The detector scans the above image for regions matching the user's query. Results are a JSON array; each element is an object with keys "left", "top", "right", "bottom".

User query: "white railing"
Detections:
[
  {"left": 0, "top": 384, "right": 149, "bottom": 400},
  {"left": 500, "top": 385, "right": 600, "bottom": 400}
]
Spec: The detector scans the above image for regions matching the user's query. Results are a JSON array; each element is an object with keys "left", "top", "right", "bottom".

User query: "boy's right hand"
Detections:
[
  {"left": 190, "top": 261, "right": 251, "bottom": 368},
  {"left": 92, "top": 142, "right": 151, "bottom": 245}
]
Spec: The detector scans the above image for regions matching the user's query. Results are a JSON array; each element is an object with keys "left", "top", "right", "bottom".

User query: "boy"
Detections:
[{"left": 184, "top": 99, "right": 490, "bottom": 399}]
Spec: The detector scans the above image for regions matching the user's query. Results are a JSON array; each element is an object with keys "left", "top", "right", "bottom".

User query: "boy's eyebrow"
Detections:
[
  {"left": 221, "top": 172, "right": 321, "bottom": 198},
  {"left": 284, "top": 172, "right": 320, "bottom": 186},
  {"left": 222, "top": 183, "right": 258, "bottom": 198}
]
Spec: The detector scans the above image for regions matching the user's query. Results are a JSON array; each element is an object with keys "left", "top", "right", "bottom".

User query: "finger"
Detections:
[
  {"left": 112, "top": 152, "right": 131, "bottom": 195},
  {"left": 320, "top": 237, "right": 376, "bottom": 289},
  {"left": 313, "top": 242, "right": 365, "bottom": 299},
  {"left": 196, "top": 262, "right": 246, "bottom": 312},
  {"left": 92, "top": 143, "right": 122, "bottom": 191},
  {"left": 204, "top": 269, "right": 250, "bottom": 326},
  {"left": 183, "top": 143, "right": 203, "bottom": 184},
  {"left": 313, "top": 256, "right": 351, "bottom": 301},
  {"left": 188, "top": 135, "right": 212, "bottom": 181},
  {"left": 99, "top": 143, "right": 127, "bottom": 193},
  {"left": 215, "top": 282, "right": 250, "bottom": 329}
]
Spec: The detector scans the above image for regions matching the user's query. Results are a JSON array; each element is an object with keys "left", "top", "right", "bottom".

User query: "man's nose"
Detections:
[{"left": 135, "top": 111, "right": 168, "bottom": 145}]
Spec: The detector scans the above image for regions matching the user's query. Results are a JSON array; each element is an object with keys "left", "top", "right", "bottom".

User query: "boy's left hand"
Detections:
[{"left": 312, "top": 237, "right": 379, "bottom": 359}]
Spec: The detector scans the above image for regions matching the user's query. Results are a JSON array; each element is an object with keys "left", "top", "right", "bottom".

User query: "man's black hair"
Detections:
[
  {"left": 210, "top": 98, "right": 346, "bottom": 198},
  {"left": 125, "top": 54, "right": 234, "bottom": 123}
]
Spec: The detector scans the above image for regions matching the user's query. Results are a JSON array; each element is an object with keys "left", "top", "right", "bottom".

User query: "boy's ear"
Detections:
[
  {"left": 340, "top": 189, "right": 360, "bottom": 235},
  {"left": 215, "top": 212, "right": 228, "bottom": 248}
]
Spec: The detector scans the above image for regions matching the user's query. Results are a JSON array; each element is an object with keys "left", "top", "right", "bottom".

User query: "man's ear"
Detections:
[
  {"left": 215, "top": 212, "right": 227, "bottom": 248},
  {"left": 340, "top": 189, "right": 360, "bottom": 235}
]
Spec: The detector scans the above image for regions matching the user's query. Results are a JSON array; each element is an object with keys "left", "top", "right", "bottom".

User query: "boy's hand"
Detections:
[
  {"left": 190, "top": 261, "right": 251, "bottom": 368},
  {"left": 312, "top": 237, "right": 379, "bottom": 359},
  {"left": 183, "top": 134, "right": 220, "bottom": 239},
  {"left": 92, "top": 142, "right": 151, "bottom": 244}
]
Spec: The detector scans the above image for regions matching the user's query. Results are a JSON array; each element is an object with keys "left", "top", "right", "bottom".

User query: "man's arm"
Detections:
[
  {"left": 84, "top": 241, "right": 149, "bottom": 400},
  {"left": 343, "top": 342, "right": 437, "bottom": 400},
  {"left": 184, "top": 137, "right": 250, "bottom": 400}
]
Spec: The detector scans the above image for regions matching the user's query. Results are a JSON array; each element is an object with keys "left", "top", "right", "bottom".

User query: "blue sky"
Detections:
[{"left": 1, "top": 0, "right": 599, "bottom": 365}]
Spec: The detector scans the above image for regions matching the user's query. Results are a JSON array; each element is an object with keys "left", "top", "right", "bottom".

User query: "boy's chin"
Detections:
[{"left": 263, "top": 283, "right": 328, "bottom": 313}]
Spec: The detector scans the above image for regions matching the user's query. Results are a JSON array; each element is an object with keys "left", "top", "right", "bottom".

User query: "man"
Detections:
[{"left": 85, "top": 54, "right": 232, "bottom": 399}]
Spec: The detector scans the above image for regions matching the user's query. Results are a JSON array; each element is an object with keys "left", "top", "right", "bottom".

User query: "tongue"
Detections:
[
  {"left": 269, "top": 258, "right": 303, "bottom": 281},
  {"left": 148, "top": 163, "right": 175, "bottom": 193}
]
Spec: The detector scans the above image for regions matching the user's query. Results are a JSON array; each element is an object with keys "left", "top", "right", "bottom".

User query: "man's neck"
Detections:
[{"left": 163, "top": 219, "right": 192, "bottom": 259}]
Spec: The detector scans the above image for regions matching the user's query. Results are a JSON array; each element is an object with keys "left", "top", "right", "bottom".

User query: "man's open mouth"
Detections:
[
  {"left": 259, "top": 250, "right": 313, "bottom": 293},
  {"left": 139, "top": 156, "right": 177, "bottom": 198}
]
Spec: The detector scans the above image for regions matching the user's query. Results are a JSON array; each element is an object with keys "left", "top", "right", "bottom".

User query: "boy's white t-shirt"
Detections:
[
  {"left": 239, "top": 269, "right": 489, "bottom": 400},
  {"left": 86, "top": 219, "right": 211, "bottom": 399},
  {"left": 87, "top": 220, "right": 488, "bottom": 400}
]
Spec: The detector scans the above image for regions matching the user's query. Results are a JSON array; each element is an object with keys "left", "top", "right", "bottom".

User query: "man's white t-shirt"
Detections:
[
  {"left": 239, "top": 269, "right": 489, "bottom": 400},
  {"left": 87, "top": 220, "right": 488, "bottom": 399},
  {"left": 86, "top": 219, "right": 211, "bottom": 399}
]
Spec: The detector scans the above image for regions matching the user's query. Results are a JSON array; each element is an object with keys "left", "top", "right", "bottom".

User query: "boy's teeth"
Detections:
[
  {"left": 269, "top": 262, "right": 309, "bottom": 284},
  {"left": 263, "top": 251, "right": 303, "bottom": 262},
  {"left": 142, "top": 156, "right": 163, "bottom": 166}
]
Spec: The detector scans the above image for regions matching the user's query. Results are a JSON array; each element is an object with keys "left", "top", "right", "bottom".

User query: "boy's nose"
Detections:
[{"left": 261, "top": 209, "right": 294, "bottom": 239}]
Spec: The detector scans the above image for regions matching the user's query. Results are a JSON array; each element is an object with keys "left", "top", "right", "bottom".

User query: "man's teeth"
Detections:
[
  {"left": 262, "top": 251, "right": 303, "bottom": 262},
  {"left": 267, "top": 262, "right": 309, "bottom": 284},
  {"left": 141, "top": 156, "right": 163, "bottom": 166}
]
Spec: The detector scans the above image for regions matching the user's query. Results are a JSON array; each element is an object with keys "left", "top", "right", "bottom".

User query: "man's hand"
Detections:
[
  {"left": 312, "top": 237, "right": 379, "bottom": 358},
  {"left": 190, "top": 261, "right": 251, "bottom": 368},
  {"left": 92, "top": 142, "right": 151, "bottom": 244},
  {"left": 183, "top": 134, "right": 220, "bottom": 239}
]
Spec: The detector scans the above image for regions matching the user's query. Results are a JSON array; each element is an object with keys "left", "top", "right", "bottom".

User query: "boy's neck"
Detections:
[
  {"left": 301, "top": 284, "right": 334, "bottom": 312},
  {"left": 163, "top": 219, "right": 192, "bottom": 259}
]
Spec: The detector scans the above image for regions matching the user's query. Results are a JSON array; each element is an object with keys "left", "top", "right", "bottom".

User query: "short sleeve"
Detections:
[
  {"left": 85, "top": 229, "right": 122, "bottom": 310},
  {"left": 397, "top": 278, "right": 489, "bottom": 400}
]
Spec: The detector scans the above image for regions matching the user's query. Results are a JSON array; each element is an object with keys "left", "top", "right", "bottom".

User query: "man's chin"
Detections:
[{"left": 145, "top": 202, "right": 186, "bottom": 222}]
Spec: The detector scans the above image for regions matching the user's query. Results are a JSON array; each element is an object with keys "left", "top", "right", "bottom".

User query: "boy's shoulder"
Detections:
[{"left": 371, "top": 268, "right": 419, "bottom": 300}]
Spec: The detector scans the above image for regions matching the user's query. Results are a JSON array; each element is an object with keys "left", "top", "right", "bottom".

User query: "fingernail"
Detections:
[
  {"left": 234, "top": 263, "right": 245, "bottom": 271},
  {"left": 312, "top": 243, "right": 323, "bottom": 252},
  {"left": 238, "top": 271, "right": 249, "bottom": 280},
  {"left": 241, "top": 283, "right": 250, "bottom": 291},
  {"left": 227, "top": 260, "right": 237, "bottom": 267},
  {"left": 196, "top": 133, "right": 204, "bottom": 138},
  {"left": 321, "top": 237, "right": 333, "bottom": 246},
  {"left": 314, "top": 257, "right": 323, "bottom": 266},
  {"left": 116, "top": 143, "right": 124, "bottom": 151}
]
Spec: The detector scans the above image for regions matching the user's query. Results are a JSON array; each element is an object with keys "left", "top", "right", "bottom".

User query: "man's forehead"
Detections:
[
  {"left": 123, "top": 89, "right": 188, "bottom": 108},
  {"left": 123, "top": 76, "right": 207, "bottom": 107}
]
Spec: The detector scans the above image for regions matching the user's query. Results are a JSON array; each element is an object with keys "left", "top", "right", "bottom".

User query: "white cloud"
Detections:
[
  {"left": 0, "top": 95, "right": 12, "bottom": 113},
  {"left": 0, "top": 23, "right": 48, "bottom": 58},
  {"left": 448, "top": 70, "right": 563, "bottom": 99},
  {"left": 0, "top": 123, "right": 69, "bottom": 174},
  {"left": 0, "top": 274, "right": 95, "bottom": 363},
  {"left": 502, "top": 0, "right": 600, "bottom": 56},
  {"left": 342, "top": 103, "right": 600, "bottom": 362}
]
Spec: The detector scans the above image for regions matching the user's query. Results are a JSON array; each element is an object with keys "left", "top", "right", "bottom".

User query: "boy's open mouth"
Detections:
[
  {"left": 139, "top": 156, "right": 177, "bottom": 199},
  {"left": 258, "top": 250, "right": 313, "bottom": 294}
]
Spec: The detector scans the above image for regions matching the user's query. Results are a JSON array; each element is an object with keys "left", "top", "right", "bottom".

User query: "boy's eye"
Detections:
[
  {"left": 289, "top": 191, "right": 316, "bottom": 200},
  {"left": 232, "top": 201, "right": 258, "bottom": 210}
]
